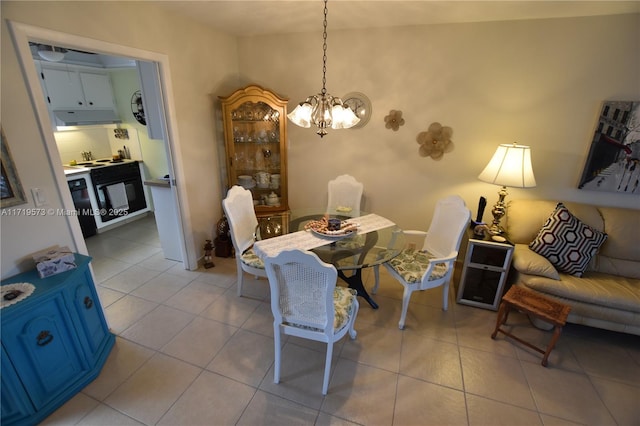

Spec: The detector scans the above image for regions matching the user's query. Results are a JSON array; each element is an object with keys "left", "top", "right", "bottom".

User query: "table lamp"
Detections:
[{"left": 478, "top": 142, "right": 536, "bottom": 235}]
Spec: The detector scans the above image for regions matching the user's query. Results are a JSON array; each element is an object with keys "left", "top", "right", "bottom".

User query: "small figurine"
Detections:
[
  {"left": 203, "top": 239, "right": 215, "bottom": 269},
  {"left": 473, "top": 224, "right": 489, "bottom": 238}
]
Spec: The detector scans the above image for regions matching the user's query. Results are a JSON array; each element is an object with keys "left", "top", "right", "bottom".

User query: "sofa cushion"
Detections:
[
  {"left": 512, "top": 244, "right": 560, "bottom": 280},
  {"left": 595, "top": 206, "right": 640, "bottom": 279},
  {"left": 505, "top": 200, "right": 604, "bottom": 245},
  {"left": 529, "top": 203, "right": 607, "bottom": 277},
  {"left": 518, "top": 272, "right": 640, "bottom": 314}
]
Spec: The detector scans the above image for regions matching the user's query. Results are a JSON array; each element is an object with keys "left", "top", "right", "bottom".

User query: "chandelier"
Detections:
[{"left": 287, "top": 0, "right": 359, "bottom": 137}]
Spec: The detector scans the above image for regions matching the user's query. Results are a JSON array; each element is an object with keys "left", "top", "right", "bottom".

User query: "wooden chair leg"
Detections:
[
  {"left": 541, "top": 325, "right": 563, "bottom": 367},
  {"left": 491, "top": 302, "right": 510, "bottom": 339}
]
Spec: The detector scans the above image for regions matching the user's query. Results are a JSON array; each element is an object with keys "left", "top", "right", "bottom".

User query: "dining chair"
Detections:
[
  {"left": 327, "top": 174, "right": 363, "bottom": 217},
  {"left": 326, "top": 174, "right": 379, "bottom": 292},
  {"left": 263, "top": 249, "right": 359, "bottom": 395},
  {"left": 222, "top": 185, "right": 266, "bottom": 297},
  {"left": 374, "top": 195, "right": 471, "bottom": 329}
]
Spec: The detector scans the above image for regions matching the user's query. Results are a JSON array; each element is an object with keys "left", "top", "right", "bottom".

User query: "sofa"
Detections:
[{"left": 504, "top": 199, "right": 640, "bottom": 335}]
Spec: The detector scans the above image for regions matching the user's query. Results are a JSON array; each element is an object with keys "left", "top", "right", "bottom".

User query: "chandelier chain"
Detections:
[{"left": 321, "top": 0, "right": 328, "bottom": 95}]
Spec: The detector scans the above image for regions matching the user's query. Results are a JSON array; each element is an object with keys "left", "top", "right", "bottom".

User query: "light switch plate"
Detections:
[{"left": 31, "top": 188, "right": 47, "bottom": 207}]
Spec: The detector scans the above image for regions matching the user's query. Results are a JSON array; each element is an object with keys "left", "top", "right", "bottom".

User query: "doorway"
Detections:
[{"left": 8, "top": 21, "right": 194, "bottom": 270}]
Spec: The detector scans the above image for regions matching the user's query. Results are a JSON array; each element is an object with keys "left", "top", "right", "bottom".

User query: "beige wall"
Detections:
[
  {"left": 1, "top": 1, "right": 239, "bottom": 277},
  {"left": 1, "top": 1, "right": 638, "bottom": 278},
  {"left": 238, "top": 13, "right": 640, "bottom": 230}
]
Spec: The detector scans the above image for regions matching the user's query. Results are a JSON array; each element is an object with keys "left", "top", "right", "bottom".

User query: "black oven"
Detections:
[{"left": 90, "top": 161, "right": 147, "bottom": 223}]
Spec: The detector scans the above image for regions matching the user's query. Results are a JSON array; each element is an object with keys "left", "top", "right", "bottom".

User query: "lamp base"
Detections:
[{"left": 488, "top": 186, "right": 508, "bottom": 235}]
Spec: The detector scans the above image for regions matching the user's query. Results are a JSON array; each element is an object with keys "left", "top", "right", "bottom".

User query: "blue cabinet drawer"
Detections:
[{"left": 1, "top": 293, "right": 86, "bottom": 409}]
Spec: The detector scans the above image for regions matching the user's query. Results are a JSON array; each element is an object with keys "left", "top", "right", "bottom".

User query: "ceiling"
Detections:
[{"left": 157, "top": 0, "right": 640, "bottom": 37}]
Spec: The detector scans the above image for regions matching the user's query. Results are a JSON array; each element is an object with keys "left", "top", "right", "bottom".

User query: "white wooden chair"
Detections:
[
  {"left": 327, "top": 174, "right": 363, "bottom": 217},
  {"left": 374, "top": 195, "right": 471, "bottom": 329},
  {"left": 222, "top": 185, "right": 266, "bottom": 297},
  {"left": 264, "top": 249, "right": 359, "bottom": 395}
]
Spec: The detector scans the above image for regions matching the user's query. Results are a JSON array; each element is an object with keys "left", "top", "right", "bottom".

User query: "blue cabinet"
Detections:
[{"left": 1, "top": 254, "right": 114, "bottom": 426}]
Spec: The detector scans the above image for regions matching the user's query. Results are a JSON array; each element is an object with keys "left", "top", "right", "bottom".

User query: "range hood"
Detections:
[{"left": 53, "top": 109, "right": 121, "bottom": 126}]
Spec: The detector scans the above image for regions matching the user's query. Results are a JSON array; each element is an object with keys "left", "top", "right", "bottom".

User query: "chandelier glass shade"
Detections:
[{"left": 287, "top": 0, "right": 359, "bottom": 137}]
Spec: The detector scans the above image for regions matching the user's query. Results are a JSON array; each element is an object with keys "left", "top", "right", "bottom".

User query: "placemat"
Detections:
[{"left": 1, "top": 283, "right": 36, "bottom": 309}]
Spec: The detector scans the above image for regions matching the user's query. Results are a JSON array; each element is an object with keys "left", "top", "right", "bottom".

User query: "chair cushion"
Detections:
[
  {"left": 285, "top": 286, "right": 357, "bottom": 332},
  {"left": 386, "top": 248, "right": 448, "bottom": 283},
  {"left": 529, "top": 203, "right": 607, "bottom": 277},
  {"left": 241, "top": 247, "right": 264, "bottom": 269},
  {"left": 333, "top": 287, "right": 358, "bottom": 330}
]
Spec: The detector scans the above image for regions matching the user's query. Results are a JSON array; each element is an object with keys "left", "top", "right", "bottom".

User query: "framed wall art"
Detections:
[
  {"left": 578, "top": 101, "right": 640, "bottom": 194},
  {"left": 1, "top": 127, "right": 27, "bottom": 208}
]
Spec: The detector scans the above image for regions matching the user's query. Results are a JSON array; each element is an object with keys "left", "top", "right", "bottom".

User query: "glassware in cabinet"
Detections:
[{"left": 220, "top": 85, "right": 288, "bottom": 214}]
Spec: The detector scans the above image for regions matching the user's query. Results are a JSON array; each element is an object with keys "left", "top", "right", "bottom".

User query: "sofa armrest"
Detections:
[{"left": 512, "top": 244, "right": 560, "bottom": 280}]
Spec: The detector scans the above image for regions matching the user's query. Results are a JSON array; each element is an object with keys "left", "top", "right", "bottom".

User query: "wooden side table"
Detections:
[{"left": 491, "top": 285, "right": 571, "bottom": 366}]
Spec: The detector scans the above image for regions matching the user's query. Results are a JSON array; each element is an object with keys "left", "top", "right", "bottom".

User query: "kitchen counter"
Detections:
[
  {"left": 64, "top": 166, "right": 91, "bottom": 177},
  {"left": 62, "top": 159, "right": 140, "bottom": 177}
]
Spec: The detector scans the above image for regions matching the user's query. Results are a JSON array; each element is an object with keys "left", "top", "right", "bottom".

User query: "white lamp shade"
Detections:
[{"left": 478, "top": 143, "right": 536, "bottom": 188}]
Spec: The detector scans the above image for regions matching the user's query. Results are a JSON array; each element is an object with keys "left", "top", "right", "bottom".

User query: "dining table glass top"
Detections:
[
  {"left": 253, "top": 209, "right": 405, "bottom": 309},
  {"left": 256, "top": 209, "right": 406, "bottom": 271}
]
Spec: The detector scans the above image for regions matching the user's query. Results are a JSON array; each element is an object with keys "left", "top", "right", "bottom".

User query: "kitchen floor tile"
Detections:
[
  {"left": 521, "top": 361, "right": 617, "bottom": 425},
  {"left": 237, "top": 390, "right": 319, "bottom": 426},
  {"left": 157, "top": 370, "right": 256, "bottom": 426},
  {"left": 104, "top": 352, "right": 200, "bottom": 425},
  {"left": 460, "top": 346, "right": 536, "bottom": 410},
  {"left": 119, "top": 304, "right": 194, "bottom": 350},
  {"left": 162, "top": 316, "right": 238, "bottom": 367},
  {"left": 103, "top": 294, "right": 158, "bottom": 334},
  {"left": 394, "top": 375, "right": 468, "bottom": 426},
  {"left": 206, "top": 329, "right": 274, "bottom": 387},
  {"left": 130, "top": 272, "right": 192, "bottom": 303},
  {"left": 82, "top": 337, "right": 155, "bottom": 401}
]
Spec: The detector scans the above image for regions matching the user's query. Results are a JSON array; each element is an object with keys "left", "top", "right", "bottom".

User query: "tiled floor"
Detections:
[{"left": 43, "top": 214, "right": 640, "bottom": 425}]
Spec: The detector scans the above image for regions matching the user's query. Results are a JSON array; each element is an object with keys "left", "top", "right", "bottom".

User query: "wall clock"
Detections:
[
  {"left": 131, "top": 90, "right": 146, "bottom": 125},
  {"left": 343, "top": 92, "right": 372, "bottom": 129}
]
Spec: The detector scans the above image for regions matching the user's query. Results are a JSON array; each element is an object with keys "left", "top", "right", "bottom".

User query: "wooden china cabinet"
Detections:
[{"left": 219, "top": 85, "right": 289, "bottom": 236}]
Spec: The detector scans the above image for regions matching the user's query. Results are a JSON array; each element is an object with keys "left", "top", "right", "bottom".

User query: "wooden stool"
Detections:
[{"left": 491, "top": 285, "right": 571, "bottom": 366}]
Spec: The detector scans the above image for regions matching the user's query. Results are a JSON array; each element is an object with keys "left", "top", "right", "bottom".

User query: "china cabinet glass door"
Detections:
[{"left": 220, "top": 85, "right": 288, "bottom": 214}]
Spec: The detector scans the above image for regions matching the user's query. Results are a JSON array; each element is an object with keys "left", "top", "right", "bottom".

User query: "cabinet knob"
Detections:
[
  {"left": 84, "top": 296, "right": 93, "bottom": 309},
  {"left": 36, "top": 330, "right": 54, "bottom": 347},
  {"left": 78, "top": 101, "right": 83, "bottom": 105},
  {"left": 88, "top": 102, "right": 94, "bottom": 105}
]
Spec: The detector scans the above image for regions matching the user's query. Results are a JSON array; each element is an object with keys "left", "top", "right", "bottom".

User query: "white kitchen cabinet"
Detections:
[
  {"left": 78, "top": 72, "right": 116, "bottom": 108},
  {"left": 40, "top": 65, "right": 116, "bottom": 110}
]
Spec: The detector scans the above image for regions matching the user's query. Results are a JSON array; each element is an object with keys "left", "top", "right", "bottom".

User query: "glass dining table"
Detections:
[{"left": 253, "top": 209, "right": 406, "bottom": 309}]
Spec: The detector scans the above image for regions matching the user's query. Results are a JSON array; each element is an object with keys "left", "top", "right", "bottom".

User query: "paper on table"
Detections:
[{"left": 253, "top": 214, "right": 396, "bottom": 259}]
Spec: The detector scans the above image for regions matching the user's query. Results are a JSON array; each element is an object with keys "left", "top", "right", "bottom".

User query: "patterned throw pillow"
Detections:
[{"left": 529, "top": 203, "right": 607, "bottom": 277}]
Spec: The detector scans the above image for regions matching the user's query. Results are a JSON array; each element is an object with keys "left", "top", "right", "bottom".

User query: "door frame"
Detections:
[{"left": 8, "top": 21, "right": 195, "bottom": 270}]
